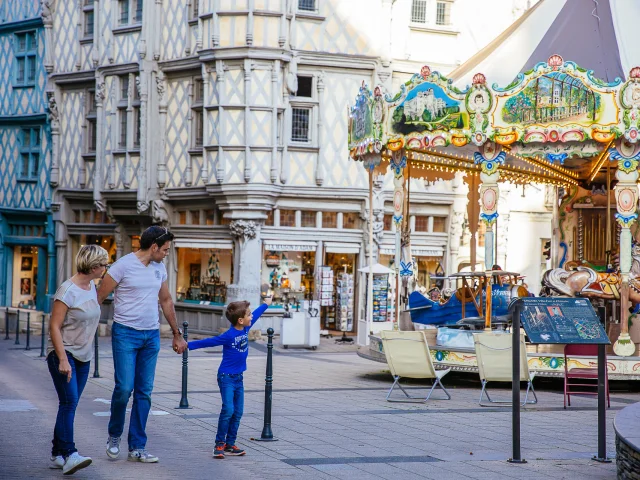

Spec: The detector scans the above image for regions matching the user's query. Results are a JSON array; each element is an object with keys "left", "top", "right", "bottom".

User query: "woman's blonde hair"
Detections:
[{"left": 76, "top": 245, "right": 109, "bottom": 274}]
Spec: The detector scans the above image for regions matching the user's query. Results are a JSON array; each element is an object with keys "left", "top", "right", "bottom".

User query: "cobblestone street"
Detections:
[{"left": 0, "top": 334, "right": 634, "bottom": 479}]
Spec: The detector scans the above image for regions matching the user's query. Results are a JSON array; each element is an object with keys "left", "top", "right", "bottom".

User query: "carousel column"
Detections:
[
  {"left": 390, "top": 150, "right": 407, "bottom": 330},
  {"left": 475, "top": 144, "right": 504, "bottom": 330},
  {"left": 611, "top": 143, "right": 639, "bottom": 356},
  {"left": 227, "top": 220, "right": 262, "bottom": 308}
]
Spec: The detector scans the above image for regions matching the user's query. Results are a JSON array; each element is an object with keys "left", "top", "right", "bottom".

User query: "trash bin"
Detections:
[{"left": 280, "top": 302, "right": 321, "bottom": 350}]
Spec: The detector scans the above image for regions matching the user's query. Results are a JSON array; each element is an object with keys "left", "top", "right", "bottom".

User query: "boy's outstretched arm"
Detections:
[
  {"left": 188, "top": 330, "right": 229, "bottom": 350},
  {"left": 250, "top": 300, "right": 271, "bottom": 328}
]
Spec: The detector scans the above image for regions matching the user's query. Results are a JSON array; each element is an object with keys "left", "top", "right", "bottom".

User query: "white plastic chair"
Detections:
[
  {"left": 474, "top": 332, "right": 537, "bottom": 407},
  {"left": 380, "top": 330, "right": 451, "bottom": 402}
]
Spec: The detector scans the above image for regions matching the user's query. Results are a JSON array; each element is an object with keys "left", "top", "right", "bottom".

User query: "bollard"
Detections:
[
  {"left": 177, "top": 321, "right": 190, "bottom": 409},
  {"left": 14, "top": 310, "right": 20, "bottom": 345},
  {"left": 253, "top": 327, "right": 277, "bottom": 442},
  {"left": 25, "top": 312, "right": 31, "bottom": 350},
  {"left": 4, "top": 308, "right": 9, "bottom": 340},
  {"left": 93, "top": 328, "right": 100, "bottom": 378},
  {"left": 39, "top": 314, "right": 46, "bottom": 357}
]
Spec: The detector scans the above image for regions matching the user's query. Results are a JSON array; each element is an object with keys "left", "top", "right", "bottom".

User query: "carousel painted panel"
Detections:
[
  {"left": 53, "top": 0, "right": 79, "bottom": 73},
  {"left": 491, "top": 56, "right": 621, "bottom": 145}
]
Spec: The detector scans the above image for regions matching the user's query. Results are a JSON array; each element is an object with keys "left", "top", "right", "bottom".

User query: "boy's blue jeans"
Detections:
[
  {"left": 108, "top": 321, "right": 160, "bottom": 450},
  {"left": 47, "top": 351, "right": 90, "bottom": 458},
  {"left": 216, "top": 372, "right": 244, "bottom": 446}
]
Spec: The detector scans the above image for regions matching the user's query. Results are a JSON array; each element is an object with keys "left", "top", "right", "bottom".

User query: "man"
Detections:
[{"left": 98, "top": 226, "right": 187, "bottom": 463}]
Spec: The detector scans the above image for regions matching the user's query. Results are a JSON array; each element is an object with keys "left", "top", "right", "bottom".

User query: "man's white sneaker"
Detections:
[
  {"left": 49, "top": 455, "right": 65, "bottom": 469},
  {"left": 106, "top": 436, "right": 121, "bottom": 459},
  {"left": 127, "top": 449, "right": 159, "bottom": 463},
  {"left": 62, "top": 452, "right": 92, "bottom": 475}
]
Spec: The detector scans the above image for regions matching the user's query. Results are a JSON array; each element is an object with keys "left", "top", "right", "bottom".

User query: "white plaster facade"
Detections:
[{"left": 45, "top": 0, "right": 547, "bottom": 336}]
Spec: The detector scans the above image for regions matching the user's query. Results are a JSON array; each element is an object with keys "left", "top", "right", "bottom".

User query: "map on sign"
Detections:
[{"left": 518, "top": 297, "right": 610, "bottom": 345}]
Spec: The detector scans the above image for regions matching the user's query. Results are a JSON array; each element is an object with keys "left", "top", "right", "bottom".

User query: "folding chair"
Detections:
[
  {"left": 563, "top": 344, "right": 610, "bottom": 409},
  {"left": 474, "top": 332, "right": 537, "bottom": 407},
  {"left": 380, "top": 330, "right": 451, "bottom": 402}
]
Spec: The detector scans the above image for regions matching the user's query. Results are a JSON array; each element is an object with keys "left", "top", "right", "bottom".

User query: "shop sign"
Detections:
[{"left": 263, "top": 242, "right": 316, "bottom": 252}]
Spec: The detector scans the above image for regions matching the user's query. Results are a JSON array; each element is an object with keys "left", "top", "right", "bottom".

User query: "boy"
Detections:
[{"left": 188, "top": 299, "right": 270, "bottom": 458}]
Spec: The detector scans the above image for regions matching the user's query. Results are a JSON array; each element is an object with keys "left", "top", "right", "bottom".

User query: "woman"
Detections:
[{"left": 47, "top": 245, "right": 109, "bottom": 475}]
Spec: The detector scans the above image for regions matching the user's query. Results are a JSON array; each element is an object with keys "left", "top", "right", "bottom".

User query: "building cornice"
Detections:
[
  {"left": 0, "top": 114, "right": 47, "bottom": 126},
  {"left": 96, "top": 62, "right": 140, "bottom": 76},
  {"left": 0, "top": 17, "right": 43, "bottom": 35},
  {"left": 157, "top": 56, "right": 202, "bottom": 74},
  {"left": 49, "top": 70, "right": 96, "bottom": 86},
  {"left": 199, "top": 47, "right": 292, "bottom": 63}
]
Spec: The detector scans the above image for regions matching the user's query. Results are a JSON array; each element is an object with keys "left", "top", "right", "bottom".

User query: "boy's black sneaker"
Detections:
[
  {"left": 224, "top": 445, "right": 246, "bottom": 456},
  {"left": 213, "top": 444, "right": 225, "bottom": 459}
]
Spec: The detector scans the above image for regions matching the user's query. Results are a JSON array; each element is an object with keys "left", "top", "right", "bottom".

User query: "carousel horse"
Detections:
[{"left": 541, "top": 243, "right": 640, "bottom": 304}]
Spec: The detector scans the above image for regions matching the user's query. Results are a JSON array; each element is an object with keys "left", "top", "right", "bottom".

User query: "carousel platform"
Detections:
[
  {"left": 358, "top": 334, "right": 640, "bottom": 381},
  {"left": 615, "top": 401, "right": 640, "bottom": 479}
]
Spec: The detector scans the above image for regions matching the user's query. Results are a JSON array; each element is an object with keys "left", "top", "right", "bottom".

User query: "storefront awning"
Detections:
[
  {"left": 263, "top": 241, "right": 317, "bottom": 252},
  {"left": 174, "top": 239, "right": 233, "bottom": 250},
  {"left": 324, "top": 242, "right": 361, "bottom": 254},
  {"left": 380, "top": 246, "right": 444, "bottom": 257}
]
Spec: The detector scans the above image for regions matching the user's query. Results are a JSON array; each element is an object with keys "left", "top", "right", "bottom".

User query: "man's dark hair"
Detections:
[
  {"left": 226, "top": 301, "right": 250, "bottom": 326},
  {"left": 139, "top": 226, "right": 175, "bottom": 250}
]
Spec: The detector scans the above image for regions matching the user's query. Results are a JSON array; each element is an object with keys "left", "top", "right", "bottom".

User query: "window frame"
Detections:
[
  {"left": 291, "top": 107, "right": 311, "bottom": 143},
  {"left": 118, "top": 0, "right": 143, "bottom": 27},
  {"left": 85, "top": 88, "right": 97, "bottom": 154},
  {"left": 190, "top": 0, "right": 199, "bottom": 20},
  {"left": 13, "top": 31, "right": 37, "bottom": 88},
  {"left": 410, "top": 0, "right": 454, "bottom": 28},
  {"left": 435, "top": 0, "right": 452, "bottom": 26},
  {"left": 18, "top": 127, "right": 41, "bottom": 182},
  {"left": 192, "top": 77, "right": 204, "bottom": 148},
  {"left": 297, "top": 0, "right": 317, "bottom": 13},
  {"left": 83, "top": 0, "right": 95, "bottom": 39}
]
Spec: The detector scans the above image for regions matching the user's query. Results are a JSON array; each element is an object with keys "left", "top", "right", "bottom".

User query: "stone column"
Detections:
[
  {"left": 136, "top": 74, "right": 149, "bottom": 213},
  {"left": 227, "top": 220, "right": 262, "bottom": 307},
  {"left": 315, "top": 71, "right": 325, "bottom": 186},
  {"left": 611, "top": 141, "right": 640, "bottom": 356},
  {"left": 93, "top": 77, "right": 106, "bottom": 204},
  {"left": 215, "top": 61, "right": 226, "bottom": 183},
  {"left": 270, "top": 60, "right": 280, "bottom": 183},
  {"left": 41, "top": 0, "right": 55, "bottom": 72},
  {"left": 156, "top": 72, "right": 167, "bottom": 188},
  {"left": 47, "top": 92, "right": 60, "bottom": 187},
  {"left": 243, "top": 59, "right": 252, "bottom": 182}
]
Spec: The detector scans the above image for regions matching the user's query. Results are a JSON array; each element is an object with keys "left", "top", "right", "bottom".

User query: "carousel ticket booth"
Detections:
[{"left": 349, "top": 55, "right": 640, "bottom": 377}]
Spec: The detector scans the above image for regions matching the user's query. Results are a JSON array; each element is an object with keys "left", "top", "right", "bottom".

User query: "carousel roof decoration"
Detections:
[{"left": 348, "top": 55, "right": 640, "bottom": 188}]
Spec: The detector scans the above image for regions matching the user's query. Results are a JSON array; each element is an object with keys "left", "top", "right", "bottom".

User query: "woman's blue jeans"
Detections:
[
  {"left": 47, "top": 351, "right": 90, "bottom": 458},
  {"left": 108, "top": 322, "right": 160, "bottom": 450},
  {"left": 215, "top": 373, "right": 244, "bottom": 446}
]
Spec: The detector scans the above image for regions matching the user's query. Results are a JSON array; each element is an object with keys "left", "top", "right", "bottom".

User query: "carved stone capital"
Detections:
[
  {"left": 137, "top": 201, "right": 150, "bottom": 214},
  {"left": 229, "top": 220, "right": 259, "bottom": 241},
  {"left": 151, "top": 199, "right": 170, "bottom": 225}
]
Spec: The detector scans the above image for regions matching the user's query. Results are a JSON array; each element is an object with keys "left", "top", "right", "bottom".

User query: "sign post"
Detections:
[{"left": 508, "top": 299, "right": 525, "bottom": 463}]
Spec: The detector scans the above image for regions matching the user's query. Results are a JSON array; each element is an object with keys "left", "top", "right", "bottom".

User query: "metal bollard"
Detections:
[
  {"left": 14, "top": 310, "right": 20, "bottom": 345},
  {"left": 93, "top": 328, "right": 100, "bottom": 378},
  {"left": 4, "top": 308, "right": 9, "bottom": 340},
  {"left": 253, "top": 327, "right": 277, "bottom": 442},
  {"left": 177, "top": 322, "right": 190, "bottom": 409},
  {"left": 39, "top": 314, "right": 46, "bottom": 357},
  {"left": 25, "top": 312, "right": 31, "bottom": 350}
]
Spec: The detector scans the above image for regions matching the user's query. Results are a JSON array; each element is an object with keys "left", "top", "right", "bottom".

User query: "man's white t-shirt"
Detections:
[{"left": 107, "top": 252, "right": 168, "bottom": 330}]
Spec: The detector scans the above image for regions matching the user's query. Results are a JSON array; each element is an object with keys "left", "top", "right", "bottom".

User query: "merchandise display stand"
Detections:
[{"left": 336, "top": 272, "right": 354, "bottom": 344}]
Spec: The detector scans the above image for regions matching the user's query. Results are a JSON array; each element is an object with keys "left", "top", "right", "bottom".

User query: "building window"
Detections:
[
  {"left": 177, "top": 248, "right": 233, "bottom": 305},
  {"left": 192, "top": 78, "right": 204, "bottom": 148},
  {"left": 301, "top": 211, "right": 316, "bottom": 228},
  {"left": 205, "top": 209, "right": 215, "bottom": 225},
  {"left": 190, "top": 0, "right": 199, "bottom": 19},
  {"left": 291, "top": 108, "right": 310, "bottom": 142},
  {"left": 415, "top": 216, "right": 429, "bottom": 232},
  {"left": 433, "top": 216, "right": 446, "bottom": 233},
  {"left": 118, "top": 75, "right": 128, "bottom": 149},
  {"left": 119, "top": 0, "right": 142, "bottom": 26},
  {"left": 296, "top": 76, "right": 313, "bottom": 98},
  {"left": 323, "top": 212, "right": 337, "bottom": 229},
  {"left": 86, "top": 89, "right": 97, "bottom": 153},
  {"left": 83, "top": 0, "right": 95, "bottom": 38},
  {"left": 343, "top": 212, "right": 359, "bottom": 229},
  {"left": 383, "top": 214, "right": 393, "bottom": 231},
  {"left": 190, "top": 210, "right": 200, "bottom": 225},
  {"left": 298, "top": 0, "right": 316, "bottom": 12},
  {"left": 279, "top": 209, "right": 296, "bottom": 227},
  {"left": 411, "top": 0, "right": 427, "bottom": 23},
  {"left": 178, "top": 211, "right": 187, "bottom": 224},
  {"left": 132, "top": 73, "right": 140, "bottom": 148},
  {"left": 19, "top": 128, "right": 40, "bottom": 181},
  {"left": 436, "top": 1, "right": 452, "bottom": 26},
  {"left": 14, "top": 31, "right": 37, "bottom": 87},
  {"left": 265, "top": 210, "right": 274, "bottom": 226}
]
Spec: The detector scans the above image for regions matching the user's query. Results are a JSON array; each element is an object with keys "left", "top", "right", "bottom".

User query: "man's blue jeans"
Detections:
[
  {"left": 47, "top": 351, "right": 90, "bottom": 458},
  {"left": 216, "top": 373, "right": 244, "bottom": 446},
  {"left": 108, "top": 322, "right": 160, "bottom": 450}
]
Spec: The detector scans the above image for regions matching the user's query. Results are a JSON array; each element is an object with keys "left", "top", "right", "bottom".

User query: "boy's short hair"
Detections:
[{"left": 226, "top": 301, "right": 250, "bottom": 326}]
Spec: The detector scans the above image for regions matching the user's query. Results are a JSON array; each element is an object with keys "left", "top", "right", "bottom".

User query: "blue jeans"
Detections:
[
  {"left": 47, "top": 351, "right": 90, "bottom": 458},
  {"left": 216, "top": 373, "right": 244, "bottom": 446},
  {"left": 108, "top": 322, "right": 160, "bottom": 450}
]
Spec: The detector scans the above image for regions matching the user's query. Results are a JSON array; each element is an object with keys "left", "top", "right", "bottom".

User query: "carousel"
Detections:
[{"left": 350, "top": 53, "right": 640, "bottom": 380}]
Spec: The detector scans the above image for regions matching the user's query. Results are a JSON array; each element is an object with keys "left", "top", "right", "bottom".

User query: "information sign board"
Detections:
[{"left": 518, "top": 297, "right": 609, "bottom": 345}]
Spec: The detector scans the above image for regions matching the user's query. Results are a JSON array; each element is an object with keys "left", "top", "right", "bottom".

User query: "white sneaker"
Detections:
[
  {"left": 106, "top": 436, "right": 120, "bottom": 459},
  {"left": 127, "top": 449, "right": 159, "bottom": 463},
  {"left": 49, "top": 455, "right": 65, "bottom": 469},
  {"left": 62, "top": 452, "right": 92, "bottom": 475}
]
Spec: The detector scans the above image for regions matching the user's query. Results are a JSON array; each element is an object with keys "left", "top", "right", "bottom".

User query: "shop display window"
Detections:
[
  {"left": 323, "top": 211, "right": 337, "bottom": 228},
  {"left": 415, "top": 216, "right": 429, "bottom": 232},
  {"left": 13, "top": 245, "right": 39, "bottom": 309},
  {"left": 433, "top": 216, "right": 447, "bottom": 233},
  {"left": 261, "top": 250, "right": 315, "bottom": 307},
  {"left": 176, "top": 248, "right": 233, "bottom": 305},
  {"left": 301, "top": 211, "right": 316, "bottom": 228},
  {"left": 205, "top": 210, "right": 215, "bottom": 225},
  {"left": 279, "top": 209, "right": 296, "bottom": 227},
  {"left": 343, "top": 212, "right": 360, "bottom": 229},
  {"left": 321, "top": 253, "right": 357, "bottom": 331}
]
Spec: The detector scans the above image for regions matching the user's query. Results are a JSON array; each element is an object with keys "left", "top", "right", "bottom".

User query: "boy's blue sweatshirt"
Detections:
[{"left": 187, "top": 304, "right": 268, "bottom": 374}]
